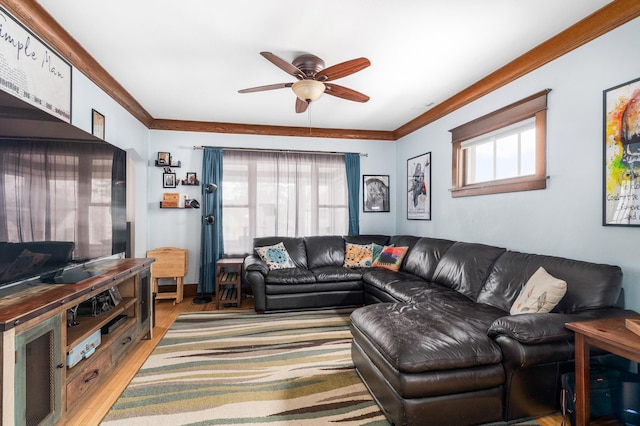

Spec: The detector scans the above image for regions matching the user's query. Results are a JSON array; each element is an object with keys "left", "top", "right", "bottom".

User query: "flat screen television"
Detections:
[{"left": 0, "top": 91, "right": 127, "bottom": 288}]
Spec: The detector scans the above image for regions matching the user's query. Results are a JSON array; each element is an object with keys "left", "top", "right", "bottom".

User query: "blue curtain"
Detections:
[
  {"left": 344, "top": 153, "right": 360, "bottom": 236},
  {"left": 198, "top": 147, "right": 224, "bottom": 294}
]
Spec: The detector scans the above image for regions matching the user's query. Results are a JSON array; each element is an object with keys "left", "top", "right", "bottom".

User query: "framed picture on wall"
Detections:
[
  {"left": 603, "top": 76, "right": 640, "bottom": 227},
  {"left": 363, "top": 175, "right": 390, "bottom": 212},
  {"left": 91, "top": 109, "right": 105, "bottom": 139},
  {"left": 163, "top": 172, "right": 176, "bottom": 188},
  {"left": 157, "top": 152, "right": 171, "bottom": 166},
  {"left": 407, "top": 152, "right": 431, "bottom": 220}
]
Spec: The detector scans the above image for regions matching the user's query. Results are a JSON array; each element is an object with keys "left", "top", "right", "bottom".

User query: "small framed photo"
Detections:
[
  {"left": 92, "top": 109, "right": 105, "bottom": 139},
  {"left": 108, "top": 286, "right": 122, "bottom": 306},
  {"left": 363, "top": 175, "right": 390, "bottom": 212},
  {"left": 157, "top": 152, "right": 171, "bottom": 166},
  {"left": 163, "top": 172, "right": 176, "bottom": 188},
  {"left": 186, "top": 172, "right": 198, "bottom": 185}
]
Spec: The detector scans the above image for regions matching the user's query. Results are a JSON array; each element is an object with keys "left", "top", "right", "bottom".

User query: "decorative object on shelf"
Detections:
[
  {"left": 159, "top": 193, "right": 200, "bottom": 208},
  {"left": 108, "top": 286, "right": 122, "bottom": 306},
  {"left": 363, "top": 175, "right": 390, "bottom": 212},
  {"left": 161, "top": 193, "right": 180, "bottom": 208},
  {"left": 163, "top": 172, "right": 176, "bottom": 188},
  {"left": 603, "top": 76, "right": 640, "bottom": 227},
  {"left": 157, "top": 152, "right": 171, "bottom": 166},
  {"left": 91, "top": 109, "right": 105, "bottom": 139},
  {"left": 182, "top": 172, "right": 199, "bottom": 185},
  {"left": 407, "top": 152, "right": 431, "bottom": 220}
]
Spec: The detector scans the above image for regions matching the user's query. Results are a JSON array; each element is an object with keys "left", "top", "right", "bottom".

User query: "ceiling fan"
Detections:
[{"left": 238, "top": 52, "right": 371, "bottom": 113}]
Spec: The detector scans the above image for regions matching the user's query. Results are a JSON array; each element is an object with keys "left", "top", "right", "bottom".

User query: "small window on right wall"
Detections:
[{"left": 450, "top": 89, "right": 551, "bottom": 197}]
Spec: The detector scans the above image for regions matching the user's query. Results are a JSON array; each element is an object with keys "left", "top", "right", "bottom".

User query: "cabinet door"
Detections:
[{"left": 15, "top": 313, "right": 63, "bottom": 426}]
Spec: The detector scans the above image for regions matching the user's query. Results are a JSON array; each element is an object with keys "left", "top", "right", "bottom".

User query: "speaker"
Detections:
[{"left": 621, "top": 378, "right": 640, "bottom": 425}]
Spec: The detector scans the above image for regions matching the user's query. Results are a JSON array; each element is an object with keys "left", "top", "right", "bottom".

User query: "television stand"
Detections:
[{"left": 0, "top": 258, "right": 154, "bottom": 426}]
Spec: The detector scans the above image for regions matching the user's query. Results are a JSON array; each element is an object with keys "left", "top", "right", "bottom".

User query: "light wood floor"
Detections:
[{"left": 65, "top": 296, "right": 616, "bottom": 426}]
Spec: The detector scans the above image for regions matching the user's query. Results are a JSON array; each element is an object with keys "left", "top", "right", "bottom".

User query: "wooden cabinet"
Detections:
[{"left": 0, "top": 258, "right": 153, "bottom": 426}]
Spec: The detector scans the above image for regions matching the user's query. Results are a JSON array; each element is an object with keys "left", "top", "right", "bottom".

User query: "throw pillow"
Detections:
[
  {"left": 510, "top": 266, "right": 567, "bottom": 315},
  {"left": 1, "top": 249, "right": 51, "bottom": 281},
  {"left": 372, "top": 243, "right": 386, "bottom": 262},
  {"left": 255, "top": 242, "right": 296, "bottom": 270},
  {"left": 371, "top": 246, "right": 409, "bottom": 272},
  {"left": 344, "top": 243, "right": 374, "bottom": 268}
]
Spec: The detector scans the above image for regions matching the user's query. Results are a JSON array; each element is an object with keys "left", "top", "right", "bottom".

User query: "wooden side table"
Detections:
[
  {"left": 215, "top": 258, "right": 243, "bottom": 309},
  {"left": 566, "top": 315, "right": 640, "bottom": 426},
  {"left": 147, "top": 247, "right": 188, "bottom": 304}
]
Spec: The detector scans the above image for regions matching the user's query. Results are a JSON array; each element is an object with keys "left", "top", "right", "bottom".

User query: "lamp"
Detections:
[{"left": 292, "top": 80, "right": 325, "bottom": 103}]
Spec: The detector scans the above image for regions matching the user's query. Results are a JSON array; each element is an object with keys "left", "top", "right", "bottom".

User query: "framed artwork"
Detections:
[
  {"left": 91, "top": 109, "right": 105, "bottom": 139},
  {"left": 407, "top": 152, "right": 431, "bottom": 220},
  {"left": 603, "top": 76, "right": 640, "bottom": 226},
  {"left": 163, "top": 172, "right": 176, "bottom": 188},
  {"left": 157, "top": 152, "right": 171, "bottom": 166},
  {"left": 363, "top": 175, "right": 390, "bottom": 212},
  {"left": 185, "top": 172, "right": 198, "bottom": 185}
]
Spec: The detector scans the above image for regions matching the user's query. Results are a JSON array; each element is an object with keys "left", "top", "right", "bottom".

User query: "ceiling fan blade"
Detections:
[
  {"left": 325, "top": 84, "right": 370, "bottom": 103},
  {"left": 315, "top": 57, "right": 370, "bottom": 81},
  {"left": 238, "top": 82, "right": 292, "bottom": 93},
  {"left": 260, "top": 52, "right": 305, "bottom": 80},
  {"left": 295, "top": 97, "right": 308, "bottom": 113}
]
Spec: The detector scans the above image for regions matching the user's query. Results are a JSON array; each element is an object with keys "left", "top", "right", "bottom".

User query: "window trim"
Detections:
[{"left": 450, "top": 89, "right": 550, "bottom": 197}]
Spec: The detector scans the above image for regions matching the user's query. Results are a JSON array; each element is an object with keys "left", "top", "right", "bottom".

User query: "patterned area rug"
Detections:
[{"left": 101, "top": 309, "right": 388, "bottom": 425}]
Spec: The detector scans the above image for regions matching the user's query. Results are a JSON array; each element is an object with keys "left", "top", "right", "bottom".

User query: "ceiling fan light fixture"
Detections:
[{"left": 292, "top": 80, "right": 325, "bottom": 102}]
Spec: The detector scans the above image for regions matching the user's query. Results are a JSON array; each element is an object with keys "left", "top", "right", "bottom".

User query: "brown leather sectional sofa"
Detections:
[{"left": 243, "top": 234, "right": 632, "bottom": 425}]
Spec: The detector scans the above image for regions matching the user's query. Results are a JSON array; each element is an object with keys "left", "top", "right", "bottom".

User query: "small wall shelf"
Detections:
[{"left": 155, "top": 160, "right": 181, "bottom": 168}]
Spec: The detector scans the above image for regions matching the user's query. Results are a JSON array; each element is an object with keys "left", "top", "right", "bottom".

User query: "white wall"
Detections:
[
  {"left": 70, "top": 70, "right": 150, "bottom": 258},
  {"left": 147, "top": 131, "right": 397, "bottom": 284},
  {"left": 395, "top": 17, "right": 640, "bottom": 311}
]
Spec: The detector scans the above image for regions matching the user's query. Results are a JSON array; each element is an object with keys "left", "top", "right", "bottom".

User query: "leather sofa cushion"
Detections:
[
  {"left": 350, "top": 303, "right": 503, "bottom": 373},
  {"left": 432, "top": 241, "right": 506, "bottom": 301},
  {"left": 384, "top": 280, "right": 472, "bottom": 305},
  {"left": 253, "top": 236, "right": 308, "bottom": 268},
  {"left": 477, "top": 250, "right": 623, "bottom": 313},
  {"left": 343, "top": 234, "right": 390, "bottom": 246},
  {"left": 352, "top": 335, "right": 505, "bottom": 398},
  {"left": 312, "top": 266, "right": 362, "bottom": 282},
  {"left": 266, "top": 280, "right": 362, "bottom": 294},
  {"left": 362, "top": 269, "right": 417, "bottom": 292},
  {"left": 402, "top": 237, "right": 455, "bottom": 281},
  {"left": 305, "top": 235, "right": 345, "bottom": 269},
  {"left": 265, "top": 268, "right": 316, "bottom": 284}
]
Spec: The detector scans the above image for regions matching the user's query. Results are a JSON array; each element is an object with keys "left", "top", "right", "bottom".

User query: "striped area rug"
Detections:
[{"left": 101, "top": 309, "right": 388, "bottom": 425}]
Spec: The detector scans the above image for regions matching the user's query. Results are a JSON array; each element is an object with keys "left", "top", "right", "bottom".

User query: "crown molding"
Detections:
[{"left": 150, "top": 119, "right": 395, "bottom": 141}]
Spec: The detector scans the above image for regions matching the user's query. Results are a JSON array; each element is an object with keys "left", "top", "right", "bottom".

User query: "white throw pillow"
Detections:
[
  {"left": 255, "top": 242, "right": 296, "bottom": 270},
  {"left": 510, "top": 266, "right": 567, "bottom": 315}
]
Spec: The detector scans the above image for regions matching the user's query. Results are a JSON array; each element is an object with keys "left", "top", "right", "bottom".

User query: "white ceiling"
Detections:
[{"left": 37, "top": 0, "right": 612, "bottom": 132}]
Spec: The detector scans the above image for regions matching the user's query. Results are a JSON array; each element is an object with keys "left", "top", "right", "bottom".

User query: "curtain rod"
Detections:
[{"left": 192, "top": 146, "right": 367, "bottom": 157}]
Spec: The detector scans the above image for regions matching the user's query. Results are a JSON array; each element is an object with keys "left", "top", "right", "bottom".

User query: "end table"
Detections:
[{"left": 215, "top": 258, "right": 243, "bottom": 309}]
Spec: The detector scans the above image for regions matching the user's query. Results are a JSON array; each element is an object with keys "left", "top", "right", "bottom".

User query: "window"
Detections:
[
  {"left": 222, "top": 150, "right": 349, "bottom": 255},
  {"left": 450, "top": 90, "right": 550, "bottom": 197}
]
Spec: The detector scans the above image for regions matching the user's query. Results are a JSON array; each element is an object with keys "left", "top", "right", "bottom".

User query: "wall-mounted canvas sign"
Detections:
[
  {"left": 0, "top": 6, "right": 72, "bottom": 122},
  {"left": 407, "top": 152, "right": 431, "bottom": 220},
  {"left": 603, "top": 76, "right": 640, "bottom": 227}
]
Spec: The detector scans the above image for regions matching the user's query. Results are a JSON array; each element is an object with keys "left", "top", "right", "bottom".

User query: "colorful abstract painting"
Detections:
[{"left": 604, "top": 76, "right": 640, "bottom": 226}]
